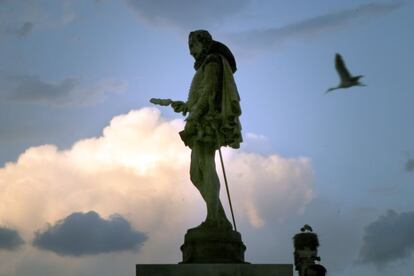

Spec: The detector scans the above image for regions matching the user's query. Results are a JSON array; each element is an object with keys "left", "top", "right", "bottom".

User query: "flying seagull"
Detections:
[{"left": 326, "top": 53, "right": 365, "bottom": 93}]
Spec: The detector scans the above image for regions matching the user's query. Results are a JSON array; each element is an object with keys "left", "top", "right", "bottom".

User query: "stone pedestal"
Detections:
[
  {"left": 180, "top": 227, "right": 246, "bottom": 263},
  {"left": 136, "top": 224, "right": 293, "bottom": 275},
  {"left": 136, "top": 264, "right": 293, "bottom": 276}
]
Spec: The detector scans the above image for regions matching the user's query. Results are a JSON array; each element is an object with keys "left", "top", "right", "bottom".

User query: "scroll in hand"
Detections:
[{"left": 149, "top": 98, "right": 173, "bottom": 106}]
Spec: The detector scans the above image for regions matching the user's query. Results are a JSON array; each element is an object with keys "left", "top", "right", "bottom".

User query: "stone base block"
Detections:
[
  {"left": 136, "top": 264, "right": 293, "bottom": 276},
  {"left": 180, "top": 227, "right": 246, "bottom": 263}
]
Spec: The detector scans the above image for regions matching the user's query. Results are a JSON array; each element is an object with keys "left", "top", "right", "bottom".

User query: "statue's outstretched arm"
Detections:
[{"left": 149, "top": 98, "right": 188, "bottom": 115}]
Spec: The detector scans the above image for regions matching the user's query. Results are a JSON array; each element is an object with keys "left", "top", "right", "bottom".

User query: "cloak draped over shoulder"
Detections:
[{"left": 179, "top": 50, "right": 242, "bottom": 150}]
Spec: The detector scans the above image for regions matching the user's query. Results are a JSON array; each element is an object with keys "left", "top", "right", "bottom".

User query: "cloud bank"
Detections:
[
  {"left": 0, "top": 226, "right": 24, "bottom": 250},
  {"left": 0, "top": 107, "right": 313, "bottom": 262},
  {"left": 3, "top": 21, "right": 35, "bottom": 37},
  {"left": 33, "top": 211, "right": 147, "bottom": 256},
  {"left": 0, "top": 1, "right": 78, "bottom": 38},
  {"left": 405, "top": 159, "right": 414, "bottom": 172},
  {"left": 0, "top": 1, "right": 39, "bottom": 37},
  {"left": 125, "top": 0, "right": 249, "bottom": 29},
  {"left": 0, "top": 74, "right": 126, "bottom": 106},
  {"left": 228, "top": 1, "right": 404, "bottom": 52},
  {"left": 358, "top": 209, "right": 414, "bottom": 267}
]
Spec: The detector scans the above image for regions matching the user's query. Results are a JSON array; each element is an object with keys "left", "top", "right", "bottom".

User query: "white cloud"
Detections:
[
  {"left": 0, "top": 107, "right": 313, "bottom": 272},
  {"left": 223, "top": 152, "right": 314, "bottom": 228},
  {"left": 246, "top": 132, "right": 268, "bottom": 141}
]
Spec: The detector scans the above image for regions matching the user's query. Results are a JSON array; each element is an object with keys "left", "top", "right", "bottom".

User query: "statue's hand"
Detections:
[{"left": 171, "top": 101, "right": 188, "bottom": 115}]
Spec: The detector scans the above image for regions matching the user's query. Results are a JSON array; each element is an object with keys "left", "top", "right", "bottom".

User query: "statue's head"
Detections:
[
  {"left": 188, "top": 29, "right": 237, "bottom": 73},
  {"left": 188, "top": 30, "right": 213, "bottom": 60}
]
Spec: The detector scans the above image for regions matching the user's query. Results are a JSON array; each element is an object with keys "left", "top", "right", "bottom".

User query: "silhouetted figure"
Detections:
[
  {"left": 151, "top": 30, "right": 246, "bottom": 263},
  {"left": 151, "top": 30, "right": 242, "bottom": 230},
  {"left": 326, "top": 53, "right": 365, "bottom": 93},
  {"left": 293, "top": 225, "right": 327, "bottom": 276}
]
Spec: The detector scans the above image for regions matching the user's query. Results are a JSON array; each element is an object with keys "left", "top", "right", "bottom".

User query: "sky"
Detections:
[{"left": 0, "top": 0, "right": 413, "bottom": 275}]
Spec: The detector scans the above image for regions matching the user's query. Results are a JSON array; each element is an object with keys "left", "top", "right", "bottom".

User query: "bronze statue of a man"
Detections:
[{"left": 151, "top": 30, "right": 242, "bottom": 230}]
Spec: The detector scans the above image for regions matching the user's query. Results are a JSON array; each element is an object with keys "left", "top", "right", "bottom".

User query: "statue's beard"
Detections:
[{"left": 193, "top": 48, "right": 209, "bottom": 70}]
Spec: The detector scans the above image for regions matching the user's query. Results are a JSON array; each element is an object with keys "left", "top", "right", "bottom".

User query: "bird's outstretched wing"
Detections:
[
  {"left": 335, "top": 53, "right": 351, "bottom": 81},
  {"left": 325, "top": 87, "right": 336, "bottom": 94}
]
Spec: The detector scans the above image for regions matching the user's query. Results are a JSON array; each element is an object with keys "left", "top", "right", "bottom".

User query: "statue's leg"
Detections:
[
  {"left": 190, "top": 145, "right": 202, "bottom": 193},
  {"left": 204, "top": 146, "right": 232, "bottom": 229},
  {"left": 190, "top": 144, "right": 207, "bottom": 220},
  {"left": 202, "top": 146, "right": 220, "bottom": 224},
  {"left": 190, "top": 143, "right": 219, "bottom": 224},
  {"left": 209, "top": 148, "right": 232, "bottom": 229},
  {"left": 190, "top": 143, "right": 232, "bottom": 229}
]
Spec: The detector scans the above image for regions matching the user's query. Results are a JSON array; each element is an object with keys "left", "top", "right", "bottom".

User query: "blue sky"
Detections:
[{"left": 0, "top": 1, "right": 414, "bottom": 275}]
